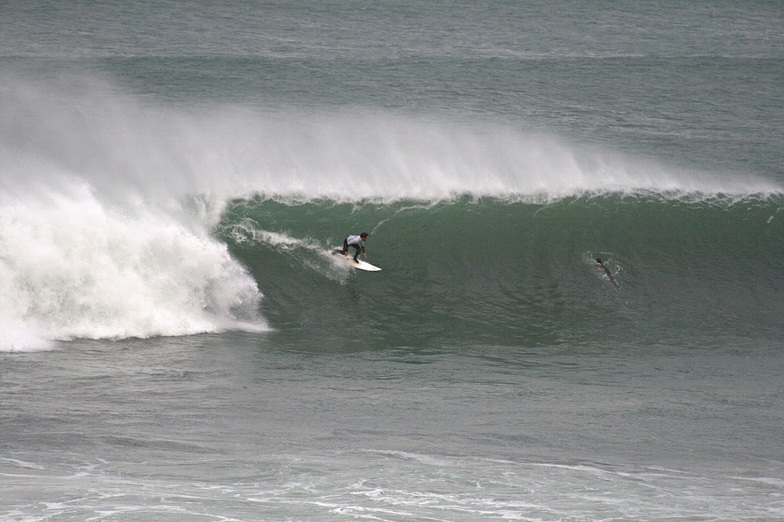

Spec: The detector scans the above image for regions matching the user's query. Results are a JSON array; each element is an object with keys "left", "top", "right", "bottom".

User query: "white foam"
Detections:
[{"left": 0, "top": 183, "right": 266, "bottom": 349}]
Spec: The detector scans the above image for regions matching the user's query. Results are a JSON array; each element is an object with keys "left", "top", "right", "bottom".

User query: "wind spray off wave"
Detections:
[{"left": 4, "top": 71, "right": 780, "bottom": 203}]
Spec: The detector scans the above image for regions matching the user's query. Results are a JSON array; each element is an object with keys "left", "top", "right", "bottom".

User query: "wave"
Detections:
[
  {"left": 1, "top": 72, "right": 782, "bottom": 350},
  {"left": 218, "top": 195, "right": 784, "bottom": 349}
]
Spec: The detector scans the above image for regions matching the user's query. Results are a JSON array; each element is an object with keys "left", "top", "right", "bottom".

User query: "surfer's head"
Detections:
[
  {"left": 596, "top": 258, "right": 603, "bottom": 264},
  {"left": 360, "top": 232, "right": 369, "bottom": 239}
]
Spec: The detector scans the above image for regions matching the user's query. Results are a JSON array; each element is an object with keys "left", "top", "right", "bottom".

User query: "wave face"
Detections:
[
  {"left": 218, "top": 195, "right": 784, "bottom": 351},
  {"left": 1, "top": 73, "right": 782, "bottom": 350}
]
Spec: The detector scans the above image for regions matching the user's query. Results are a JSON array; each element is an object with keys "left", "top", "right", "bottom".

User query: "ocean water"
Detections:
[{"left": 2, "top": 1, "right": 784, "bottom": 520}]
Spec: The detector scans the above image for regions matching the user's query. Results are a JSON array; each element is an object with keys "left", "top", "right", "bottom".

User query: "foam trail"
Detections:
[{"left": 221, "top": 219, "right": 351, "bottom": 284}]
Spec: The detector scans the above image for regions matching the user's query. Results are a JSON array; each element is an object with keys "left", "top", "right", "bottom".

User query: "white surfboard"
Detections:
[{"left": 332, "top": 251, "right": 382, "bottom": 271}]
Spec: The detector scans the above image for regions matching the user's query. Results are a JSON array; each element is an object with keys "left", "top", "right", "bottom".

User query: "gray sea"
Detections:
[{"left": 2, "top": 1, "right": 783, "bottom": 520}]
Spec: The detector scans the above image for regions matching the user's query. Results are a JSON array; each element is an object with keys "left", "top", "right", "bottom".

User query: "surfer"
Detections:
[
  {"left": 596, "top": 258, "right": 619, "bottom": 288},
  {"left": 341, "top": 232, "right": 369, "bottom": 263}
]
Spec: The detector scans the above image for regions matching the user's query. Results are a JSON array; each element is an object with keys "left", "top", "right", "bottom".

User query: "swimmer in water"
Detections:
[{"left": 596, "top": 258, "right": 619, "bottom": 288}]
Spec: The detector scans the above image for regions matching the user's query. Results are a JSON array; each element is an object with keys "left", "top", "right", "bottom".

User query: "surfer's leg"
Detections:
[
  {"left": 341, "top": 238, "right": 349, "bottom": 255},
  {"left": 351, "top": 245, "right": 361, "bottom": 262}
]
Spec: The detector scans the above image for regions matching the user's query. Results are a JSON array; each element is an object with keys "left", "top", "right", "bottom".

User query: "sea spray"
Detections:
[{"left": 4, "top": 71, "right": 779, "bottom": 206}]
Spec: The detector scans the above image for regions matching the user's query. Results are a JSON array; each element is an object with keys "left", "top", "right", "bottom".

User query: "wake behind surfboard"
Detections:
[{"left": 332, "top": 250, "right": 382, "bottom": 272}]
